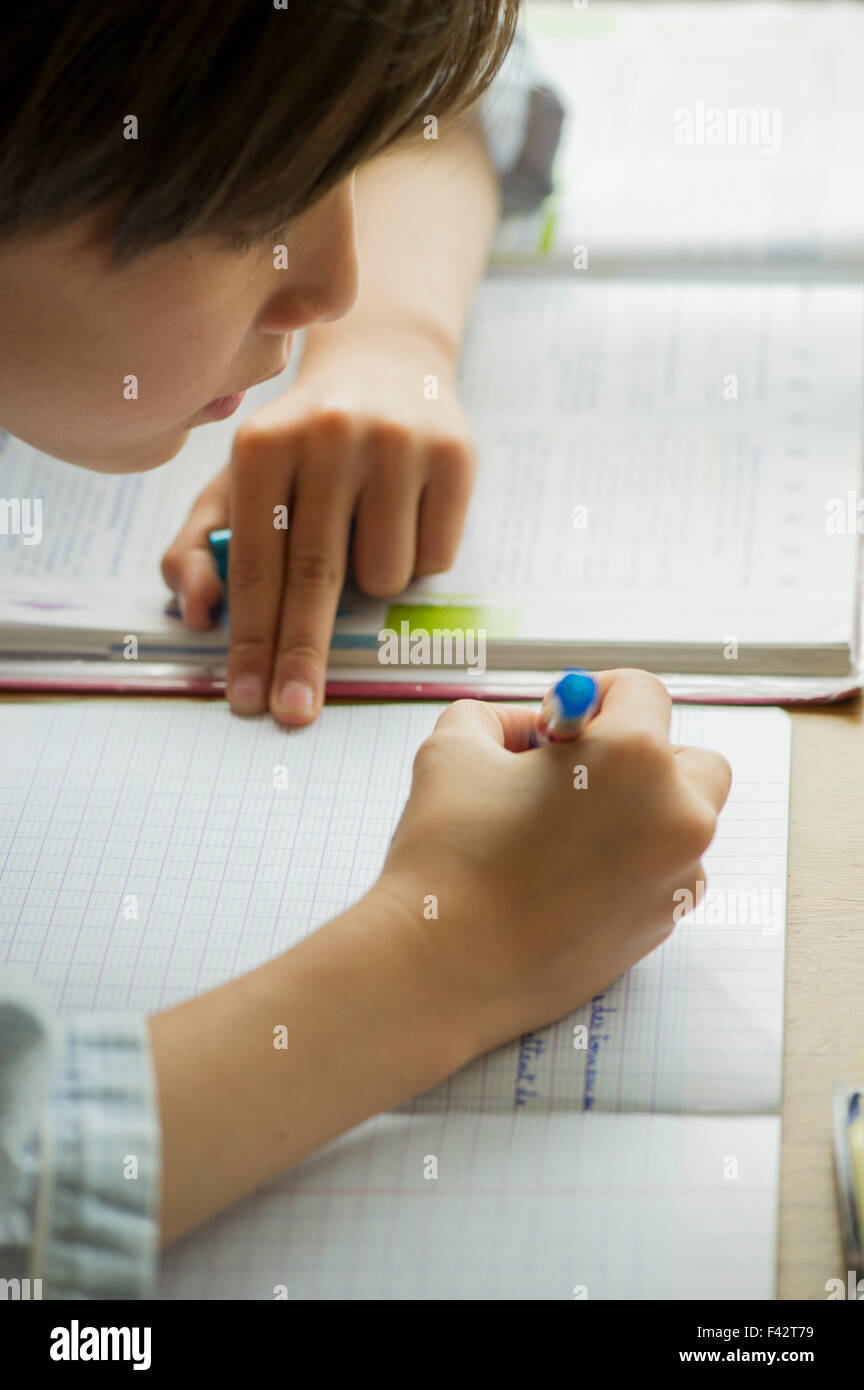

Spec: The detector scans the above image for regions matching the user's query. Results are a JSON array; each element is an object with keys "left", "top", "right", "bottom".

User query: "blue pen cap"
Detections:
[{"left": 555, "top": 670, "right": 597, "bottom": 719}]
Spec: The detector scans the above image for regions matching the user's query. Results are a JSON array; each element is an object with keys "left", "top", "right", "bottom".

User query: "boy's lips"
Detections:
[
  {"left": 200, "top": 365, "right": 286, "bottom": 420},
  {"left": 201, "top": 390, "right": 246, "bottom": 420}
]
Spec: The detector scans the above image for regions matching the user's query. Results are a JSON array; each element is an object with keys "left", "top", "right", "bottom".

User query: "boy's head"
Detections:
[{"left": 0, "top": 0, "right": 516, "bottom": 472}]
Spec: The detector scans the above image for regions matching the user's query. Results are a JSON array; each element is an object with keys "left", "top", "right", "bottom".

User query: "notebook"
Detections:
[{"left": 0, "top": 698, "right": 791, "bottom": 1298}]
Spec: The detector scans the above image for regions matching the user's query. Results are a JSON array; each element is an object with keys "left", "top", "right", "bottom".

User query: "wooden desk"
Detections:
[
  {"left": 779, "top": 698, "right": 864, "bottom": 1299},
  {"left": 2, "top": 690, "right": 861, "bottom": 1296}
]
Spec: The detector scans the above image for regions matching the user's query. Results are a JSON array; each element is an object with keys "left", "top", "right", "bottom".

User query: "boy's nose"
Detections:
[
  {"left": 314, "top": 235, "right": 359, "bottom": 325},
  {"left": 258, "top": 178, "right": 359, "bottom": 334}
]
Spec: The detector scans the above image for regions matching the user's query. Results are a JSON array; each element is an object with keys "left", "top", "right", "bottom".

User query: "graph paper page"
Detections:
[
  {"left": 0, "top": 700, "right": 789, "bottom": 1115},
  {"left": 161, "top": 1109, "right": 780, "bottom": 1300}
]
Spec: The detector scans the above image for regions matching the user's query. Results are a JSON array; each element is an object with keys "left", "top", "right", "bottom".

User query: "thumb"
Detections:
[
  {"left": 433, "top": 698, "right": 540, "bottom": 752},
  {"left": 161, "top": 473, "right": 229, "bottom": 630}
]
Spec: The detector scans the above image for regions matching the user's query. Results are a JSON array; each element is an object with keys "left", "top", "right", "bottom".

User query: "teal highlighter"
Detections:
[
  {"left": 208, "top": 525, "right": 357, "bottom": 617},
  {"left": 209, "top": 527, "right": 231, "bottom": 586}
]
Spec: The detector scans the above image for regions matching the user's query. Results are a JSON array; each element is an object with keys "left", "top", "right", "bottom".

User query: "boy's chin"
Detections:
[{"left": 67, "top": 427, "right": 192, "bottom": 474}]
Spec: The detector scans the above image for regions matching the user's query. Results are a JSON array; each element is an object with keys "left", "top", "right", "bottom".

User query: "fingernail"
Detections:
[
  {"left": 229, "top": 673, "right": 264, "bottom": 712},
  {"left": 276, "top": 679, "right": 315, "bottom": 719}
]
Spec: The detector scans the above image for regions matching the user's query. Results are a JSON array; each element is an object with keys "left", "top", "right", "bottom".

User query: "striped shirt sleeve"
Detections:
[{"left": 0, "top": 974, "right": 160, "bottom": 1300}]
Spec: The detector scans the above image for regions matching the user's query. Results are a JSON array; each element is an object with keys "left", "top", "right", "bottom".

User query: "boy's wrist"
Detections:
[
  {"left": 340, "top": 877, "right": 478, "bottom": 1086},
  {"left": 299, "top": 313, "right": 461, "bottom": 385},
  {"left": 152, "top": 877, "right": 478, "bottom": 1243}
]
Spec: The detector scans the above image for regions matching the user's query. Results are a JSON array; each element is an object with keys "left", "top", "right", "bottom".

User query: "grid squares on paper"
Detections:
[
  {"left": 161, "top": 1109, "right": 780, "bottom": 1301},
  {"left": 0, "top": 700, "right": 789, "bottom": 1117},
  {"left": 0, "top": 700, "right": 443, "bottom": 1012}
]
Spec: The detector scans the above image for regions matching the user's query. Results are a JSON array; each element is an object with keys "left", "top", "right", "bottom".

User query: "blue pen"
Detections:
[{"left": 531, "top": 669, "right": 599, "bottom": 747}]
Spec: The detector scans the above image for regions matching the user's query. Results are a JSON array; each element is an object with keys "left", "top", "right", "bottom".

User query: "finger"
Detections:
[
  {"left": 433, "top": 699, "right": 540, "bottom": 752},
  {"left": 352, "top": 426, "right": 422, "bottom": 595},
  {"left": 587, "top": 668, "right": 672, "bottom": 744},
  {"left": 673, "top": 745, "right": 733, "bottom": 814},
  {"left": 160, "top": 475, "right": 229, "bottom": 630},
  {"left": 270, "top": 448, "right": 356, "bottom": 726},
  {"left": 662, "top": 859, "right": 708, "bottom": 933},
  {"left": 693, "top": 866, "right": 708, "bottom": 911},
  {"left": 226, "top": 430, "right": 298, "bottom": 714},
  {"left": 414, "top": 439, "right": 475, "bottom": 577}
]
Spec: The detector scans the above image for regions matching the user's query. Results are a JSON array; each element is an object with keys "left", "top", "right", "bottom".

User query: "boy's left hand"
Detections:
[{"left": 162, "top": 345, "right": 475, "bottom": 725}]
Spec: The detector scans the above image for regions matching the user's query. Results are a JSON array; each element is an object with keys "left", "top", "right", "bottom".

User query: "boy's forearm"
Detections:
[
  {"left": 300, "top": 113, "right": 500, "bottom": 375},
  {"left": 148, "top": 880, "right": 470, "bottom": 1245}
]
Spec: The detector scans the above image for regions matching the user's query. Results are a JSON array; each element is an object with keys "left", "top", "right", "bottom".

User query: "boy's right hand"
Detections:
[{"left": 377, "top": 669, "right": 731, "bottom": 1062}]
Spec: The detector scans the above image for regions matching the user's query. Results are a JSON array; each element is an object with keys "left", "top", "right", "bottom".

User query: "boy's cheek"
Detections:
[
  {"left": 0, "top": 378, "right": 193, "bottom": 472},
  {"left": 0, "top": 324, "right": 222, "bottom": 469}
]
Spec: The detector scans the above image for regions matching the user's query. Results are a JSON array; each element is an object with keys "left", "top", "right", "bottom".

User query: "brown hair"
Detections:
[{"left": 0, "top": 0, "right": 518, "bottom": 264}]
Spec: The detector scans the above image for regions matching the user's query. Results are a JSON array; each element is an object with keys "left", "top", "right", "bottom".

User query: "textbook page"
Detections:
[
  {"left": 0, "top": 280, "right": 860, "bottom": 677},
  {"left": 0, "top": 700, "right": 789, "bottom": 1116},
  {"left": 401, "top": 278, "right": 862, "bottom": 665},
  {"left": 161, "top": 1109, "right": 780, "bottom": 1300},
  {"left": 494, "top": 1, "right": 864, "bottom": 270}
]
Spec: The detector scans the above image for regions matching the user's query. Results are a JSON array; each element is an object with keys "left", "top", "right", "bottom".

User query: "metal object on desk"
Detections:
[{"left": 833, "top": 1082, "right": 864, "bottom": 1284}]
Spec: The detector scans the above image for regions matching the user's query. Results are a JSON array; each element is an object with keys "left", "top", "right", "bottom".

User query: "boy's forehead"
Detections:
[
  {"left": 0, "top": 211, "right": 109, "bottom": 269},
  {"left": 0, "top": 211, "right": 204, "bottom": 286}
]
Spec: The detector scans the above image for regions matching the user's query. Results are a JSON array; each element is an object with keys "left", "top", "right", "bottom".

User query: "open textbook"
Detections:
[
  {"left": 0, "top": 699, "right": 790, "bottom": 1298},
  {"left": 0, "top": 277, "right": 861, "bottom": 702}
]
